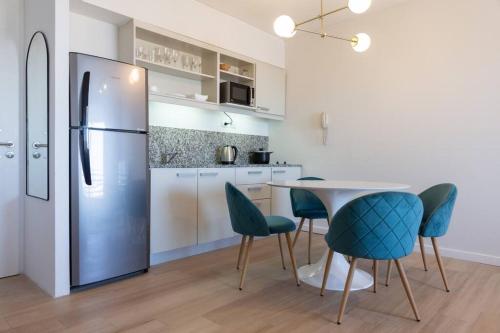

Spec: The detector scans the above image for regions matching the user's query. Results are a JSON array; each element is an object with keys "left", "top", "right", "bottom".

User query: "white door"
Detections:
[
  {"left": 255, "top": 61, "right": 286, "bottom": 117},
  {"left": 150, "top": 169, "right": 198, "bottom": 254},
  {"left": 197, "top": 168, "right": 235, "bottom": 244},
  {"left": 0, "top": 0, "right": 22, "bottom": 277}
]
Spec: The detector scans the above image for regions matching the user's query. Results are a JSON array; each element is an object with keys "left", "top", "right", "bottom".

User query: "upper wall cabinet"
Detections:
[
  {"left": 255, "top": 62, "right": 286, "bottom": 117},
  {"left": 118, "top": 20, "right": 286, "bottom": 120}
]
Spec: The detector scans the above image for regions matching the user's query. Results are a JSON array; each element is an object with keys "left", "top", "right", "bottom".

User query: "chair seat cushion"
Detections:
[
  {"left": 265, "top": 216, "right": 296, "bottom": 234},
  {"left": 295, "top": 209, "right": 328, "bottom": 220}
]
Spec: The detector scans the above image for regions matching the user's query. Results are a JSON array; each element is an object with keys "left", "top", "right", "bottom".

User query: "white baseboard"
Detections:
[{"left": 303, "top": 222, "right": 500, "bottom": 267}]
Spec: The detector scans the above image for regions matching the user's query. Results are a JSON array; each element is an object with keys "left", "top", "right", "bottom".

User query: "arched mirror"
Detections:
[{"left": 26, "top": 31, "right": 49, "bottom": 200}]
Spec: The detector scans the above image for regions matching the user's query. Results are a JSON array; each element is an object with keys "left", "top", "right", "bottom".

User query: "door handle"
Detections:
[
  {"left": 0, "top": 141, "right": 14, "bottom": 148},
  {"left": 199, "top": 172, "right": 219, "bottom": 177},
  {"left": 273, "top": 170, "right": 286, "bottom": 174},
  {"left": 248, "top": 186, "right": 263, "bottom": 192},
  {"left": 32, "top": 142, "right": 48, "bottom": 149},
  {"left": 176, "top": 172, "right": 196, "bottom": 178},
  {"left": 257, "top": 106, "right": 270, "bottom": 112},
  {"left": 248, "top": 171, "right": 263, "bottom": 175}
]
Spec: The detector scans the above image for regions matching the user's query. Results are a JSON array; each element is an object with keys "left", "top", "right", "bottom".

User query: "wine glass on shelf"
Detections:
[{"left": 182, "top": 54, "right": 190, "bottom": 70}]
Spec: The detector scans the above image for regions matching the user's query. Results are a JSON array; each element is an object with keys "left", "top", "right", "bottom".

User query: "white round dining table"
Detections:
[{"left": 267, "top": 180, "right": 410, "bottom": 291}]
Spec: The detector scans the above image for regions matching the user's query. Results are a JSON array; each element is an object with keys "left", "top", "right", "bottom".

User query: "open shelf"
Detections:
[
  {"left": 150, "top": 92, "right": 219, "bottom": 110},
  {"left": 136, "top": 59, "right": 215, "bottom": 81},
  {"left": 219, "top": 69, "right": 254, "bottom": 82}
]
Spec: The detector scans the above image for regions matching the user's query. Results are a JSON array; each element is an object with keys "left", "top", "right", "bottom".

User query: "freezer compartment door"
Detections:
[
  {"left": 70, "top": 53, "right": 147, "bottom": 131},
  {"left": 71, "top": 129, "right": 149, "bottom": 287}
]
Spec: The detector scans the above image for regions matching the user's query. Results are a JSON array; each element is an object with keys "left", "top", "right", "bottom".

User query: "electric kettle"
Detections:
[{"left": 219, "top": 145, "right": 238, "bottom": 164}]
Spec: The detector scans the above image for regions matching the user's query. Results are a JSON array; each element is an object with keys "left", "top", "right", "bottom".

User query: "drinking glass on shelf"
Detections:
[
  {"left": 164, "top": 47, "right": 172, "bottom": 65},
  {"left": 182, "top": 54, "right": 190, "bottom": 70},
  {"left": 135, "top": 46, "right": 144, "bottom": 59},
  {"left": 152, "top": 47, "right": 162, "bottom": 63},
  {"left": 172, "top": 50, "right": 179, "bottom": 67}
]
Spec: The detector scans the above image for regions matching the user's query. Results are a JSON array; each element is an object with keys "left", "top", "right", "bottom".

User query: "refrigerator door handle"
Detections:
[
  {"left": 81, "top": 71, "right": 90, "bottom": 127},
  {"left": 80, "top": 128, "right": 92, "bottom": 185}
]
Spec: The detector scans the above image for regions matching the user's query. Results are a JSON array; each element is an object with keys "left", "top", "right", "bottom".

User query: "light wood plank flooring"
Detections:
[{"left": 1, "top": 234, "right": 500, "bottom": 332}]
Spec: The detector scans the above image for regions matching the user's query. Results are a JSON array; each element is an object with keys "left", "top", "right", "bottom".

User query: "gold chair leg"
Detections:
[
  {"left": 292, "top": 217, "right": 305, "bottom": 248},
  {"left": 239, "top": 236, "right": 254, "bottom": 290},
  {"left": 278, "top": 234, "right": 286, "bottom": 270},
  {"left": 431, "top": 237, "right": 450, "bottom": 292},
  {"left": 373, "top": 260, "right": 378, "bottom": 293},
  {"left": 285, "top": 232, "right": 300, "bottom": 286},
  {"left": 236, "top": 235, "right": 247, "bottom": 270},
  {"left": 337, "top": 258, "right": 357, "bottom": 325},
  {"left": 308, "top": 219, "right": 313, "bottom": 265},
  {"left": 419, "top": 236, "right": 428, "bottom": 271},
  {"left": 385, "top": 260, "right": 392, "bottom": 287},
  {"left": 320, "top": 249, "right": 334, "bottom": 296},
  {"left": 395, "top": 259, "right": 421, "bottom": 321}
]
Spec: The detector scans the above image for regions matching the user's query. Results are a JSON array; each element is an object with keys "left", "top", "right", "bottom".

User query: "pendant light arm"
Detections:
[
  {"left": 295, "top": 6, "right": 349, "bottom": 28},
  {"left": 295, "top": 28, "right": 354, "bottom": 43}
]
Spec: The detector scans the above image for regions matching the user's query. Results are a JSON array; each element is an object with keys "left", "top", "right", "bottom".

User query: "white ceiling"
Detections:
[{"left": 195, "top": 0, "right": 408, "bottom": 36}]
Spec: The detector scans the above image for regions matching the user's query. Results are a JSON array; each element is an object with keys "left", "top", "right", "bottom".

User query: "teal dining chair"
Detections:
[
  {"left": 225, "top": 182, "right": 300, "bottom": 290},
  {"left": 290, "top": 177, "right": 328, "bottom": 264},
  {"left": 386, "top": 183, "right": 457, "bottom": 292},
  {"left": 321, "top": 192, "right": 424, "bottom": 324}
]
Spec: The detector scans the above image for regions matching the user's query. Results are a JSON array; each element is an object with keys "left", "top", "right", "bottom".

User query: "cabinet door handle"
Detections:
[
  {"left": 273, "top": 170, "right": 286, "bottom": 174},
  {"left": 257, "top": 106, "right": 270, "bottom": 112},
  {"left": 248, "top": 186, "right": 263, "bottom": 192},
  {"left": 176, "top": 172, "right": 196, "bottom": 178},
  {"left": 248, "top": 171, "right": 263, "bottom": 175},
  {"left": 200, "top": 172, "right": 219, "bottom": 177}
]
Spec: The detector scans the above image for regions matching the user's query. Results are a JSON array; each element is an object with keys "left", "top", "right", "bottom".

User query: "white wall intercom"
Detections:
[{"left": 321, "top": 112, "right": 329, "bottom": 145}]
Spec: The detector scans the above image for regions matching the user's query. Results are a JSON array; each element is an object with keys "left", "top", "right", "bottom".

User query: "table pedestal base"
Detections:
[{"left": 298, "top": 250, "right": 373, "bottom": 291}]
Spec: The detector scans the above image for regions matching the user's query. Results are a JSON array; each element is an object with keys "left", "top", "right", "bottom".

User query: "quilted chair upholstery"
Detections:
[
  {"left": 225, "top": 182, "right": 300, "bottom": 290},
  {"left": 290, "top": 177, "right": 328, "bottom": 219},
  {"left": 325, "top": 192, "right": 424, "bottom": 260},
  {"left": 322, "top": 192, "right": 424, "bottom": 324},
  {"left": 419, "top": 183, "right": 457, "bottom": 238}
]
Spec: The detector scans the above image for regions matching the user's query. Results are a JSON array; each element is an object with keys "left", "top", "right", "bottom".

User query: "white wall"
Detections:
[
  {"left": 69, "top": 12, "right": 118, "bottom": 59},
  {"left": 24, "top": 0, "right": 70, "bottom": 297},
  {"left": 150, "top": 103, "right": 269, "bottom": 137},
  {"left": 270, "top": 0, "right": 500, "bottom": 265},
  {"left": 81, "top": 0, "right": 285, "bottom": 68}
]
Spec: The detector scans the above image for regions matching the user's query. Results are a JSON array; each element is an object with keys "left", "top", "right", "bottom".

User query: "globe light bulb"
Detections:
[
  {"left": 351, "top": 33, "right": 371, "bottom": 53},
  {"left": 273, "top": 15, "right": 296, "bottom": 38},
  {"left": 348, "top": 0, "right": 372, "bottom": 14}
]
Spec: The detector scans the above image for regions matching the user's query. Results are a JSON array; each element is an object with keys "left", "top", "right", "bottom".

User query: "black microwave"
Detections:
[{"left": 220, "top": 81, "right": 254, "bottom": 106}]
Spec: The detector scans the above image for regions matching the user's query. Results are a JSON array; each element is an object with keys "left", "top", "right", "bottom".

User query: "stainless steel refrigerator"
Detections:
[{"left": 69, "top": 53, "right": 149, "bottom": 288}]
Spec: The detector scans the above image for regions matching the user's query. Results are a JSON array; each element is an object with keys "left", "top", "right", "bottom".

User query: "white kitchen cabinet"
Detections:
[
  {"left": 255, "top": 61, "right": 286, "bottom": 117},
  {"left": 236, "top": 184, "right": 271, "bottom": 200},
  {"left": 271, "top": 167, "right": 302, "bottom": 220},
  {"left": 150, "top": 168, "right": 198, "bottom": 254},
  {"left": 197, "top": 168, "right": 236, "bottom": 244},
  {"left": 235, "top": 167, "right": 271, "bottom": 185}
]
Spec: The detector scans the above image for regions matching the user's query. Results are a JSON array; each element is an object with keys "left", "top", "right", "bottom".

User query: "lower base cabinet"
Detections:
[
  {"left": 197, "top": 168, "right": 235, "bottom": 244},
  {"left": 150, "top": 166, "right": 301, "bottom": 256},
  {"left": 150, "top": 169, "right": 198, "bottom": 254}
]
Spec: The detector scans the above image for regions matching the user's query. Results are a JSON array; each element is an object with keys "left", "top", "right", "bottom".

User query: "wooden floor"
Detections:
[{"left": 1, "top": 234, "right": 500, "bottom": 333}]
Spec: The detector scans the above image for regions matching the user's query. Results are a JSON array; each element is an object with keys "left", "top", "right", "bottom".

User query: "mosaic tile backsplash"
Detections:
[{"left": 149, "top": 126, "right": 269, "bottom": 168}]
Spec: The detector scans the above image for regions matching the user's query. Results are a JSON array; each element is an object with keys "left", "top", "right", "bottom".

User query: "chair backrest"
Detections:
[
  {"left": 225, "top": 182, "right": 270, "bottom": 237},
  {"left": 325, "top": 192, "right": 423, "bottom": 260},
  {"left": 290, "top": 177, "right": 327, "bottom": 216},
  {"left": 419, "top": 183, "right": 457, "bottom": 237}
]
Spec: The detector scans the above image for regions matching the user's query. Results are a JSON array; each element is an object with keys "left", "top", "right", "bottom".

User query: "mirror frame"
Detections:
[{"left": 26, "top": 31, "right": 50, "bottom": 201}]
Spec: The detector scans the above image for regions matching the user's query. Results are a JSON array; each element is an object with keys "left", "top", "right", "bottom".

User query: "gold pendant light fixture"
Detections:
[{"left": 273, "top": 0, "right": 372, "bottom": 53}]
